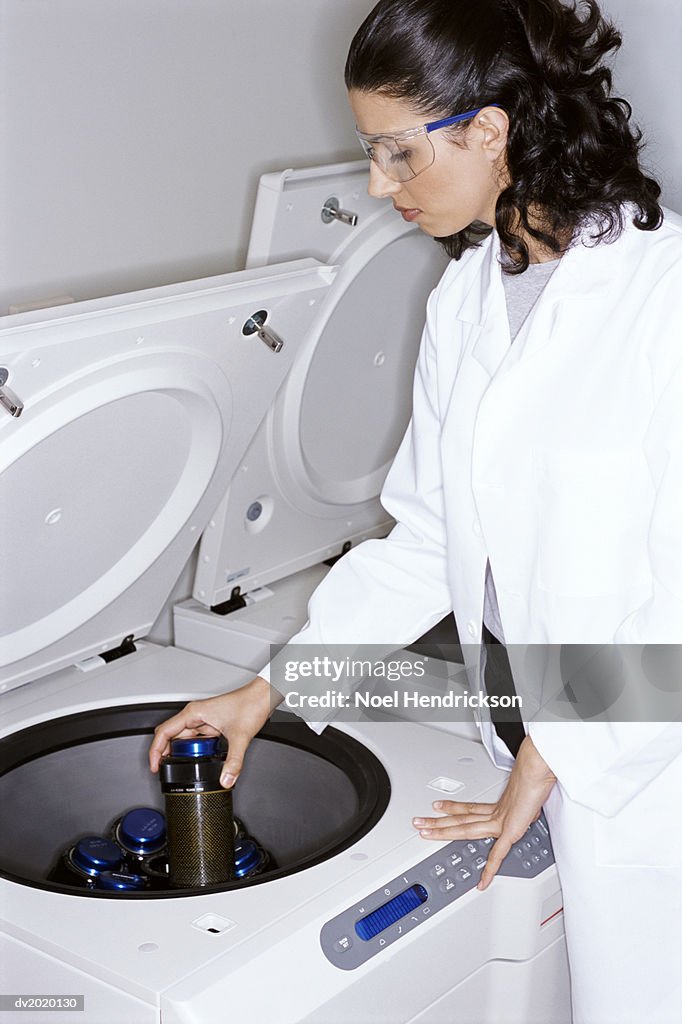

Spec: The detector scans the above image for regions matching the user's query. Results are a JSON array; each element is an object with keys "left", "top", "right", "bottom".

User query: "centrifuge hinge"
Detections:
[
  {"left": 210, "top": 587, "right": 248, "bottom": 616},
  {"left": 323, "top": 540, "right": 352, "bottom": 567},
  {"left": 100, "top": 634, "right": 138, "bottom": 663}
]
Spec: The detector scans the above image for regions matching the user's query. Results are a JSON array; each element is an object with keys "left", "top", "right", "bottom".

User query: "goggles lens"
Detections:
[
  {"left": 355, "top": 128, "right": 434, "bottom": 183},
  {"left": 355, "top": 107, "right": 493, "bottom": 182}
]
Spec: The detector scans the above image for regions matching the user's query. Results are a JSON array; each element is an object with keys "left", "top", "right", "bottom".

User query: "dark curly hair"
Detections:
[{"left": 345, "top": 0, "right": 663, "bottom": 271}]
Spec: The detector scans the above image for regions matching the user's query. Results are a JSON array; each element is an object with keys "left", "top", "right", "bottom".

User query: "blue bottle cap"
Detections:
[
  {"left": 170, "top": 737, "right": 221, "bottom": 758},
  {"left": 234, "top": 839, "right": 265, "bottom": 879},
  {"left": 118, "top": 808, "right": 166, "bottom": 856},
  {"left": 97, "top": 871, "right": 148, "bottom": 892},
  {"left": 71, "top": 836, "right": 122, "bottom": 876}
]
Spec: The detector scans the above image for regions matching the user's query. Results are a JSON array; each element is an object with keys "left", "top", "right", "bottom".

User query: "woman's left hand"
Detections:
[{"left": 412, "top": 736, "right": 558, "bottom": 891}]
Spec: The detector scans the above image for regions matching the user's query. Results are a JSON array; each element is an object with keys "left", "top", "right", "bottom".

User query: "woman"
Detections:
[{"left": 150, "top": 2, "right": 682, "bottom": 1021}]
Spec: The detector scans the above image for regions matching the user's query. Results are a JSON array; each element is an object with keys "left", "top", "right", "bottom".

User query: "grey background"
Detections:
[
  {"left": 1, "top": 0, "right": 679, "bottom": 644},
  {"left": 0, "top": 0, "right": 679, "bottom": 317}
]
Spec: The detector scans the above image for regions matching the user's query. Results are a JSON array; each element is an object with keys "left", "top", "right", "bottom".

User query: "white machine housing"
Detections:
[{"left": 0, "top": 163, "right": 570, "bottom": 1024}]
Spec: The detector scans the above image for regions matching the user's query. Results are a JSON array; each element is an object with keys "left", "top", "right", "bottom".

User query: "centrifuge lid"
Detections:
[
  {"left": 192, "top": 162, "right": 449, "bottom": 606},
  {"left": 0, "top": 259, "right": 335, "bottom": 693},
  {"left": 246, "top": 160, "right": 377, "bottom": 268}
]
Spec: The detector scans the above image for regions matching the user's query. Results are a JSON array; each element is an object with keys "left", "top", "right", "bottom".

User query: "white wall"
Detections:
[
  {"left": 0, "top": 0, "right": 373, "bottom": 314},
  {"left": 1, "top": 0, "right": 679, "bottom": 317},
  {"left": 1, "top": 0, "right": 679, "bottom": 643},
  {"left": 601, "top": 0, "right": 682, "bottom": 213}
]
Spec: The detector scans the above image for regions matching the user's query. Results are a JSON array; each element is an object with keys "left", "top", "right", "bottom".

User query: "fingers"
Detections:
[
  {"left": 414, "top": 749, "right": 557, "bottom": 892},
  {"left": 412, "top": 800, "right": 496, "bottom": 836},
  {"left": 219, "top": 730, "right": 250, "bottom": 789},
  {"left": 414, "top": 817, "right": 498, "bottom": 842},
  {"left": 411, "top": 809, "right": 513, "bottom": 890},
  {"left": 434, "top": 800, "right": 496, "bottom": 816},
  {"left": 148, "top": 680, "right": 274, "bottom": 788},
  {"left": 148, "top": 705, "right": 219, "bottom": 773},
  {"left": 477, "top": 836, "right": 513, "bottom": 891},
  {"left": 149, "top": 715, "right": 188, "bottom": 773},
  {"left": 413, "top": 813, "right": 491, "bottom": 831}
]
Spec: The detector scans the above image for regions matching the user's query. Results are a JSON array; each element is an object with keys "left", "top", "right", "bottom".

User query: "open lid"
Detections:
[
  {"left": 192, "top": 163, "right": 448, "bottom": 608},
  {"left": 246, "top": 160, "right": 377, "bottom": 268},
  {"left": 0, "top": 259, "right": 335, "bottom": 693}
]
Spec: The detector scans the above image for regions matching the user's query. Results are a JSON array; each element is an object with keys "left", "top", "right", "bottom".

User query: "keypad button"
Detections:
[
  {"left": 540, "top": 847, "right": 551, "bottom": 858},
  {"left": 523, "top": 841, "right": 533, "bottom": 851},
  {"left": 430, "top": 863, "right": 446, "bottom": 878},
  {"left": 522, "top": 859, "right": 532, "bottom": 871},
  {"left": 465, "top": 843, "right": 478, "bottom": 855},
  {"left": 449, "top": 853, "right": 463, "bottom": 867},
  {"left": 457, "top": 867, "right": 472, "bottom": 881},
  {"left": 531, "top": 854, "right": 541, "bottom": 865},
  {"left": 513, "top": 847, "right": 524, "bottom": 858},
  {"left": 439, "top": 877, "right": 456, "bottom": 894},
  {"left": 334, "top": 936, "right": 353, "bottom": 953},
  {"left": 481, "top": 837, "right": 494, "bottom": 846},
  {"left": 473, "top": 857, "right": 487, "bottom": 871}
]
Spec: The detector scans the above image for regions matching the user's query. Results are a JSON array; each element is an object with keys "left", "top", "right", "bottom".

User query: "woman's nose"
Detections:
[{"left": 367, "top": 160, "right": 402, "bottom": 199}]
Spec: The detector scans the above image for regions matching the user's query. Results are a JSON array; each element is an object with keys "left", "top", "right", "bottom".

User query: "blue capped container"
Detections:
[
  {"left": 97, "top": 870, "right": 148, "bottom": 892},
  {"left": 234, "top": 838, "right": 271, "bottom": 879},
  {"left": 170, "top": 737, "right": 221, "bottom": 758},
  {"left": 48, "top": 835, "right": 123, "bottom": 889},
  {"left": 159, "top": 736, "right": 235, "bottom": 888},
  {"left": 112, "top": 807, "right": 167, "bottom": 860}
]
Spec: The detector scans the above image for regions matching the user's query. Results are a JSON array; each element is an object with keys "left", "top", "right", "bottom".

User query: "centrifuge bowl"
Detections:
[{"left": 0, "top": 705, "right": 390, "bottom": 898}]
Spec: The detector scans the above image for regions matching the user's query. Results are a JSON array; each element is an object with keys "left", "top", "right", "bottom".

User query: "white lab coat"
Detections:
[{"left": 262, "top": 208, "right": 682, "bottom": 1023}]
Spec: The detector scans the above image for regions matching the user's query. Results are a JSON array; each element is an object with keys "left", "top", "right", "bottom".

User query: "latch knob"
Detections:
[
  {"left": 321, "top": 197, "right": 358, "bottom": 228},
  {"left": 242, "top": 310, "right": 283, "bottom": 353},
  {"left": 0, "top": 368, "right": 23, "bottom": 418}
]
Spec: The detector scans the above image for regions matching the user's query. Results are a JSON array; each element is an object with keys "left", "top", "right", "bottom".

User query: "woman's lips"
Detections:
[{"left": 395, "top": 205, "right": 422, "bottom": 222}]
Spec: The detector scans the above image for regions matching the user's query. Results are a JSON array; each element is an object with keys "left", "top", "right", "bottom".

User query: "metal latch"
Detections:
[
  {"left": 321, "top": 197, "right": 358, "bottom": 228},
  {"left": 100, "top": 634, "right": 137, "bottom": 663},
  {"left": 242, "top": 310, "right": 284, "bottom": 353},
  {"left": 323, "top": 540, "right": 352, "bottom": 567},
  {"left": 0, "top": 368, "right": 24, "bottom": 418},
  {"left": 211, "top": 587, "right": 248, "bottom": 616},
  {"left": 76, "top": 634, "right": 137, "bottom": 672}
]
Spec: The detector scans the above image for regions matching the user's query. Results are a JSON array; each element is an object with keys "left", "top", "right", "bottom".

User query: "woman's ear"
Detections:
[{"left": 473, "top": 105, "right": 510, "bottom": 161}]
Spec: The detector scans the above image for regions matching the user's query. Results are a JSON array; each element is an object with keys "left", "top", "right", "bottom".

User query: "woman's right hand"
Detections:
[{"left": 148, "top": 676, "right": 280, "bottom": 788}]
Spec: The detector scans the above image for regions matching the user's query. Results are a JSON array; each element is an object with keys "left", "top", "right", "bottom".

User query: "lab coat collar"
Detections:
[
  {"left": 445, "top": 230, "right": 497, "bottom": 327},
  {"left": 461, "top": 216, "right": 631, "bottom": 375},
  {"left": 439, "top": 232, "right": 505, "bottom": 379},
  {"left": 449, "top": 214, "right": 629, "bottom": 329}
]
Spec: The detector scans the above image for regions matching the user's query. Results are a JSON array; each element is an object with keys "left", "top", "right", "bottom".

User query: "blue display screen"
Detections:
[{"left": 354, "top": 884, "right": 428, "bottom": 941}]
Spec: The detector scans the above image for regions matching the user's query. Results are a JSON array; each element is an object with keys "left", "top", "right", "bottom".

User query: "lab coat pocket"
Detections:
[
  {"left": 594, "top": 769, "right": 682, "bottom": 867},
  {"left": 535, "top": 448, "right": 652, "bottom": 597}
]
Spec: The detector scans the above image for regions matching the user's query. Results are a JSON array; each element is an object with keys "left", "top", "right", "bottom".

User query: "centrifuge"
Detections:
[{"left": 0, "top": 162, "right": 570, "bottom": 1024}]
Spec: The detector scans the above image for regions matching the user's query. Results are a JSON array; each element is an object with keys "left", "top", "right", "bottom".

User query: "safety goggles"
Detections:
[{"left": 355, "top": 107, "right": 491, "bottom": 182}]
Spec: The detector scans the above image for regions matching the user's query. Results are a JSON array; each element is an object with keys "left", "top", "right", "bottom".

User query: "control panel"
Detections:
[{"left": 320, "top": 816, "right": 554, "bottom": 970}]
